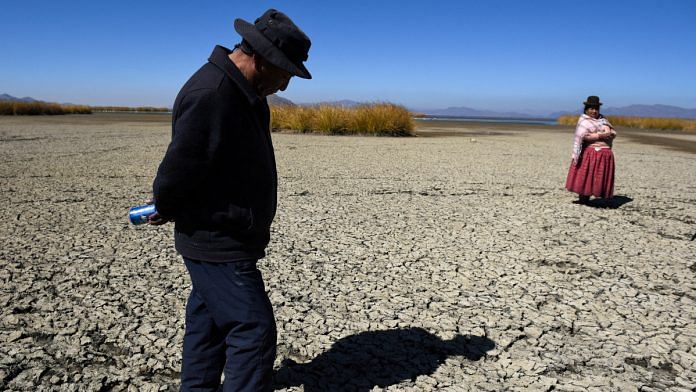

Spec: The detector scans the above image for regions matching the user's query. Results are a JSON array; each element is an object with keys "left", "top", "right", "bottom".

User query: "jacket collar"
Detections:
[{"left": 208, "top": 45, "right": 261, "bottom": 106}]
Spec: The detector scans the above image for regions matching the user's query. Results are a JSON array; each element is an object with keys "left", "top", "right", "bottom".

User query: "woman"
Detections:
[{"left": 565, "top": 96, "right": 617, "bottom": 204}]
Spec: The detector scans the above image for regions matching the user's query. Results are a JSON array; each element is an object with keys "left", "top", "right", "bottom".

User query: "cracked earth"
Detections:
[{"left": 1, "top": 114, "right": 694, "bottom": 391}]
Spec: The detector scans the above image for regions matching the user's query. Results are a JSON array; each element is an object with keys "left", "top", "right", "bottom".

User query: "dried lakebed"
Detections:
[{"left": 1, "top": 114, "right": 695, "bottom": 391}]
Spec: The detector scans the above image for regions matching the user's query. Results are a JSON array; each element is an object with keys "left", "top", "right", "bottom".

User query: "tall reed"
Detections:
[
  {"left": 557, "top": 114, "right": 696, "bottom": 131},
  {"left": 0, "top": 101, "right": 92, "bottom": 115},
  {"left": 271, "top": 103, "right": 415, "bottom": 136}
]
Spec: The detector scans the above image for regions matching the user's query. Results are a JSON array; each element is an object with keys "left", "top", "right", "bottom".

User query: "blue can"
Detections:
[{"left": 128, "top": 204, "right": 157, "bottom": 225}]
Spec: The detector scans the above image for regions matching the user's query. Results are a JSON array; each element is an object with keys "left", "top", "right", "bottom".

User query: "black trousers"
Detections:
[{"left": 180, "top": 258, "right": 276, "bottom": 392}]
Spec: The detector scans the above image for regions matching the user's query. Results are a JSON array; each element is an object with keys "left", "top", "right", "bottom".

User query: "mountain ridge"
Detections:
[
  {"left": 0, "top": 93, "right": 40, "bottom": 103},
  {"left": 549, "top": 104, "right": 696, "bottom": 119},
  {"left": 1, "top": 93, "right": 293, "bottom": 109},
  {"left": 418, "top": 106, "right": 536, "bottom": 119},
  {"left": 3, "top": 93, "right": 695, "bottom": 119}
]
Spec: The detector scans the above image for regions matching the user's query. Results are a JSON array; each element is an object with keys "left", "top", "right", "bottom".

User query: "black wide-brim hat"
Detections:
[
  {"left": 234, "top": 9, "right": 312, "bottom": 79},
  {"left": 583, "top": 95, "right": 603, "bottom": 106}
]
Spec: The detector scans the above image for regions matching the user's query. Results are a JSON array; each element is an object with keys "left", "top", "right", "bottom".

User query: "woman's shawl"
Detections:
[{"left": 572, "top": 114, "right": 613, "bottom": 165}]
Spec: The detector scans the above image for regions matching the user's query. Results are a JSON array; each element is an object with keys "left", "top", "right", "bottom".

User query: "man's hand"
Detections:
[
  {"left": 147, "top": 211, "right": 171, "bottom": 225},
  {"left": 144, "top": 198, "right": 172, "bottom": 225}
]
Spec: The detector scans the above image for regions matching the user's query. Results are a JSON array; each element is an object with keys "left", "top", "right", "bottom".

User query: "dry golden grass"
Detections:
[
  {"left": 271, "top": 103, "right": 415, "bottom": 136},
  {"left": 0, "top": 102, "right": 173, "bottom": 116},
  {"left": 556, "top": 115, "right": 576, "bottom": 126},
  {"left": 557, "top": 114, "right": 696, "bottom": 131},
  {"left": 0, "top": 101, "right": 92, "bottom": 115}
]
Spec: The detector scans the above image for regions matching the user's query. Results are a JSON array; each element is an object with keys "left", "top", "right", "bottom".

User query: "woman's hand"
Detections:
[
  {"left": 584, "top": 132, "right": 605, "bottom": 142},
  {"left": 601, "top": 130, "right": 616, "bottom": 141},
  {"left": 596, "top": 130, "right": 613, "bottom": 141}
]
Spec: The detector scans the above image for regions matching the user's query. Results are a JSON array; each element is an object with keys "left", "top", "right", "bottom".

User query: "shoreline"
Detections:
[
  {"left": 413, "top": 118, "right": 696, "bottom": 154},
  {"left": 2, "top": 113, "right": 695, "bottom": 154}
]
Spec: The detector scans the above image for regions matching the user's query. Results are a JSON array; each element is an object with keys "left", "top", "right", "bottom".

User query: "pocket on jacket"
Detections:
[{"left": 211, "top": 203, "right": 253, "bottom": 231}]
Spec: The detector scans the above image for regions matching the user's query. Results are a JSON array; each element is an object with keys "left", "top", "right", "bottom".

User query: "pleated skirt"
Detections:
[{"left": 565, "top": 147, "right": 615, "bottom": 199}]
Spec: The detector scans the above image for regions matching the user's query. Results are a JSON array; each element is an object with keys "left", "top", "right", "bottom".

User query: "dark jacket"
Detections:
[{"left": 153, "top": 45, "right": 277, "bottom": 262}]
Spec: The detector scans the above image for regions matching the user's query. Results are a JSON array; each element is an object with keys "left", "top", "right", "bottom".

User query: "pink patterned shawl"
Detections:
[{"left": 571, "top": 114, "right": 613, "bottom": 165}]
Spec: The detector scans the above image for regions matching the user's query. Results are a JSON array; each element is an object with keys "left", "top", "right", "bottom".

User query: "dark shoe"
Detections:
[{"left": 573, "top": 195, "right": 590, "bottom": 205}]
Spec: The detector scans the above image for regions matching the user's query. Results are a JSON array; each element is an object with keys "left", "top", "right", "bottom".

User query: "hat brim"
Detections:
[
  {"left": 234, "top": 19, "right": 312, "bottom": 79},
  {"left": 583, "top": 102, "right": 602, "bottom": 106}
]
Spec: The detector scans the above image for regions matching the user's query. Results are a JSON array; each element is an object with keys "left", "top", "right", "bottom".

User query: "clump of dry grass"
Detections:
[
  {"left": 0, "top": 102, "right": 174, "bottom": 116},
  {"left": 606, "top": 116, "right": 696, "bottom": 131},
  {"left": 271, "top": 103, "right": 415, "bottom": 136},
  {"left": 556, "top": 115, "right": 578, "bottom": 126},
  {"left": 557, "top": 114, "right": 696, "bottom": 131},
  {"left": 272, "top": 105, "right": 323, "bottom": 133},
  {"left": 0, "top": 101, "right": 92, "bottom": 115}
]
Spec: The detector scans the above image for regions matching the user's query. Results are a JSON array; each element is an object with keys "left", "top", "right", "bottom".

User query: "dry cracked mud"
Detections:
[{"left": 1, "top": 114, "right": 694, "bottom": 391}]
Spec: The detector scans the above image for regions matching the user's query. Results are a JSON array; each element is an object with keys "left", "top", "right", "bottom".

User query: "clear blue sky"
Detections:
[{"left": 2, "top": 0, "right": 695, "bottom": 114}]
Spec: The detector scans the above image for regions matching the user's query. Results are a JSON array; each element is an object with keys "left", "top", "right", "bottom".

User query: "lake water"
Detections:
[{"left": 415, "top": 116, "right": 557, "bottom": 126}]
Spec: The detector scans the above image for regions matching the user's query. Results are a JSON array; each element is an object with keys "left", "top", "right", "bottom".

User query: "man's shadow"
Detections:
[{"left": 273, "top": 327, "right": 496, "bottom": 391}]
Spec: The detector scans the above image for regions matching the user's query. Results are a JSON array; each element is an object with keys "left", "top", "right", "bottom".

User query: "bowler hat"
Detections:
[
  {"left": 583, "top": 96, "right": 603, "bottom": 106},
  {"left": 234, "top": 9, "right": 312, "bottom": 79}
]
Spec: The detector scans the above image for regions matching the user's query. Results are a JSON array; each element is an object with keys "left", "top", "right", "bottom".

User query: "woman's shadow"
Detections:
[
  {"left": 575, "top": 195, "right": 633, "bottom": 209},
  {"left": 273, "top": 327, "right": 495, "bottom": 391}
]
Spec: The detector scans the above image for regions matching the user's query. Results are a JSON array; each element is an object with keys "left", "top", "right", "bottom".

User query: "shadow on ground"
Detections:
[
  {"left": 592, "top": 195, "right": 633, "bottom": 209},
  {"left": 573, "top": 195, "right": 633, "bottom": 209},
  {"left": 273, "top": 327, "right": 496, "bottom": 391}
]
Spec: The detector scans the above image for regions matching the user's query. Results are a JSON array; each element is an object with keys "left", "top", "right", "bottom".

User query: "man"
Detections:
[{"left": 148, "top": 9, "right": 311, "bottom": 391}]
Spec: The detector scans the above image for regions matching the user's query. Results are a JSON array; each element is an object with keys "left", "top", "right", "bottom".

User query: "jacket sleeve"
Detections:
[{"left": 152, "top": 89, "right": 225, "bottom": 219}]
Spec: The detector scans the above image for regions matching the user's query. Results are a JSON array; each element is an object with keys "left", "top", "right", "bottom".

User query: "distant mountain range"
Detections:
[
  {"left": 4, "top": 93, "right": 695, "bottom": 119},
  {"left": 0, "top": 93, "right": 40, "bottom": 103},
  {"left": 548, "top": 104, "right": 696, "bottom": 119},
  {"left": 307, "top": 99, "right": 364, "bottom": 107},
  {"left": 1, "top": 93, "right": 294, "bottom": 110},
  {"left": 302, "top": 100, "right": 696, "bottom": 119},
  {"left": 267, "top": 94, "right": 295, "bottom": 106},
  {"left": 424, "top": 104, "right": 696, "bottom": 119},
  {"left": 418, "top": 106, "right": 538, "bottom": 119}
]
